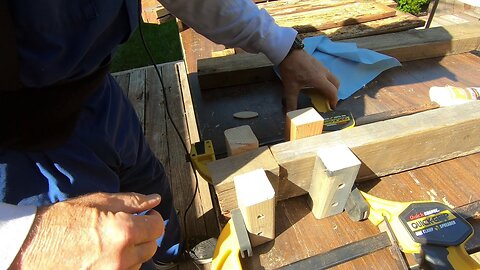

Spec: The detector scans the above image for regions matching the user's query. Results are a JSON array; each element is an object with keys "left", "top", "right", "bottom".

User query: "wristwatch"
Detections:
[{"left": 289, "top": 35, "right": 304, "bottom": 53}]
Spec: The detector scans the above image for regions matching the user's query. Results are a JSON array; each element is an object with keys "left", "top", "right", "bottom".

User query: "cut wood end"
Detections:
[
  {"left": 234, "top": 169, "right": 275, "bottom": 207},
  {"left": 287, "top": 107, "right": 324, "bottom": 125}
]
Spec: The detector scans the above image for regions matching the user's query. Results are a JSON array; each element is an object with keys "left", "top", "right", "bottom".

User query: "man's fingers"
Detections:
[
  {"left": 130, "top": 210, "right": 165, "bottom": 245},
  {"left": 327, "top": 71, "right": 340, "bottom": 90},
  {"left": 126, "top": 264, "right": 142, "bottom": 270},
  {"left": 119, "top": 193, "right": 162, "bottom": 214},
  {"left": 309, "top": 75, "right": 339, "bottom": 110},
  {"left": 122, "top": 241, "right": 158, "bottom": 269},
  {"left": 72, "top": 192, "right": 162, "bottom": 213}
]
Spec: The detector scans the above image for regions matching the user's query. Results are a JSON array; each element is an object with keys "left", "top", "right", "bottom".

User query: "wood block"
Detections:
[
  {"left": 271, "top": 101, "right": 480, "bottom": 200},
  {"left": 224, "top": 125, "right": 259, "bottom": 156},
  {"left": 285, "top": 107, "right": 324, "bottom": 141},
  {"left": 234, "top": 169, "right": 275, "bottom": 247},
  {"left": 209, "top": 146, "right": 279, "bottom": 214},
  {"left": 308, "top": 145, "right": 361, "bottom": 219}
]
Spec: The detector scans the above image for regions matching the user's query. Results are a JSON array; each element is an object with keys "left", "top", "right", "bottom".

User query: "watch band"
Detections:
[{"left": 289, "top": 35, "right": 304, "bottom": 53}]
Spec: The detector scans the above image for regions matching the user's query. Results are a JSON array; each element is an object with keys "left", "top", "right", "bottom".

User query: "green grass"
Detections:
[{"left": 111, "top": 20, "right": 183, "bottom": 72}]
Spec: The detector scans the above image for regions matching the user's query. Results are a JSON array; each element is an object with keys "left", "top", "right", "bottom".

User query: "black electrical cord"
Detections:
[{"left": 137, "top": 5, "right": 201, "bottom": 259}]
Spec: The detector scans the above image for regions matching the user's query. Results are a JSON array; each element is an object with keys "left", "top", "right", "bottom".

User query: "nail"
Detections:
[{"left": 146, "top": 194, "right": 161, "bottom": 203}]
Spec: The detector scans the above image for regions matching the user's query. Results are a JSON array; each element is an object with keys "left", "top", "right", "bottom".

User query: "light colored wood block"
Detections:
[
  {"left": 234, "top": 169, "right": 276, "bottom": 247},
  {"left": 225, "top": 125, "right": 259, "bottom": 156},
  {"left": 286, "top": 107, "right": 324, "bottom": 141},
  {"left": 308, "top": 145, "right": 361, "bottom": 219},
  {"left": 210, "top": 146, "right": 279, "bottom": 215}
]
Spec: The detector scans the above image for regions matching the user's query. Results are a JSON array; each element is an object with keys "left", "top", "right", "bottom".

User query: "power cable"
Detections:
[{"left": 137, "top": 5, "right": 201, "bottom": 257}]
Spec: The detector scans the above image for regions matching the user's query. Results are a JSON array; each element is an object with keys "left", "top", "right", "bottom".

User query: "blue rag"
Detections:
[{"left": 303, "top": 35, "right": 401, "bottom": 100}]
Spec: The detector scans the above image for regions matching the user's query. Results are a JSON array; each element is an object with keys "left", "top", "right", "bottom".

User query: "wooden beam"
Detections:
[
  {"left": 299, "top": 12, "right": 425, "bottom": 41},
  {"left": 213, "top": 102, "right": 480, "bottom": 212},
  {"left": 272, "top": 3, "right": 396, "bottom": 33},
  {"left": 209, "top": 146, "right": 279, "bottom": 215},
  {"left": 224, "top": 125, "right": 259, "bottom": 156},
  {"left": 285, "top": 107, "right": 324, "bottom": 141},
  {"left": 197, "top": 22, "right": 480, "bottom": 90},
  {"left": 234, "top": 169, "right": 276, "bottom": 247},
  {"left": 346, "top": 21, "right": 480, "bottom": 62},
  {"left": 141, "top": 0, "right": 174, "bottom": 25},
  {"left": 271, "top": 101, "right": 480, "bottom": 200},
  {"left": 308, "top": 145, "right": 361, "bottom": 219},
  {"left": 257, "top": 0, "right": 358, "bottom": 17},
  {"left": 197, "top": 53, "right": 275, "bottom": 90}
]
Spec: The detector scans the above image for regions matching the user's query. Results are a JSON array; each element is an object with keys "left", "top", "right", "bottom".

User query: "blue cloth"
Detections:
[
  {"left": 3, "top": 0, "right": 182, "bottom": 263},
  {"left": 303, "top": 35, "right": 401, "bottom": 100}
]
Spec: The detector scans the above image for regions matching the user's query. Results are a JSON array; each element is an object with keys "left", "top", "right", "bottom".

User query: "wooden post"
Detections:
[
  {"left": 234, "top": 169, "right": 275, "bottom": 247},
  {"left": 308, "top": 144, "right": 361, "bottom": 219},
  {"left": 224, "top": 125, "right": 259, "bottom": 156},
  {"left": 285, "top": 107, "right": 324, "bottom": 141}
]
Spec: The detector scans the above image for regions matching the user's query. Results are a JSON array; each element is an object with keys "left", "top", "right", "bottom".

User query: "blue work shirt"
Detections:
[
  {"left": 9, "top": 0, "right": 139, "bottom": 87},
  {"left": 2, "top": 0, "right": 181, "bottom": 263}
]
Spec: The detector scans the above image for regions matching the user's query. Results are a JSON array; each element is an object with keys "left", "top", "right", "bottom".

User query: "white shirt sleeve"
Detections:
[
  {"left": 159, "top": 0, "right": 297, "bottom": 65},
  {"left": 0, "top": 203, "right": 37, "bottom": 269}
]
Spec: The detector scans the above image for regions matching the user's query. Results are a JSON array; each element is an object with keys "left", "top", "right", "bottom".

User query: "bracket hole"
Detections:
[
  {"left": 257, "top": 214, "right": 265, "bottom": 220},
  {"left": 331, "top": 202, "right": 339, "bottom": 207},
  {"left": 338, "top": 183, "right": 345, "bottom": 189}
]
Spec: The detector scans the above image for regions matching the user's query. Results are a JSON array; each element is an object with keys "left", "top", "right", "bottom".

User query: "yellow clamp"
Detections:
[
  {"left": 361, "top": 192, "right": 479, "bottom": 269},
  {"left": 190, "top": 140, "right": 216, "bottom": 184}
]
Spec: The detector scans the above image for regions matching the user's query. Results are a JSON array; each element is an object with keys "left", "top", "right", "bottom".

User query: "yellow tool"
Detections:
[
  {"left": 189, "top": 140, "right": 216, "bottom": 183},
  {"left": 303, "top": 88, "right": 355, "bottom": 132},
  {"left": 362, "top": 192, "right": 479, "bottom": 269},
  {"left": 211, "top": 209, "right": 252, "bottom": 270}
]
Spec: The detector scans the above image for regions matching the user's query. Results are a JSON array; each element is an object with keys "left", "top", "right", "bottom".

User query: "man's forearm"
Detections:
[
  {"left": 0, "top": 203, "right": 37, "bottom": 269},
  {"left": 158, "top": 0, "right": 297, "bottom": 65}
]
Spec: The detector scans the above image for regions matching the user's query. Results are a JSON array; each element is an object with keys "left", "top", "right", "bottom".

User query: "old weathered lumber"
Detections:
[
  {"left": 197, "top": 22, "right": 480, "bottom": 90},
  {"left": 272, "top": 2, "right": 397, "bottom": 33},
  {"left": 213, "top": 101, "right": 480, "bottom": 212},
  {"left": 257, "top": 0, "right": 357, "bottom": 17},
  {"left": 299, "top": 12, "right": 425, "bottom": 40}
]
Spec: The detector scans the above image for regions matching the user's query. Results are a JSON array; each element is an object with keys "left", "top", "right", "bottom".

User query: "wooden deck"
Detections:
[{"left": 113, "top": 62, "right": 218, "bottom": 270}]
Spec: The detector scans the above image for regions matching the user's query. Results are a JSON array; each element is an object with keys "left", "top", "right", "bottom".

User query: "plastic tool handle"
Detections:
[{"left": 421, "top": 244, "right": 480, "bottom": 270}]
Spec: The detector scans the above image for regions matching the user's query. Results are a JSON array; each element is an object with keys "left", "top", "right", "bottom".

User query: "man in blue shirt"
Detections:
[{"left": 1, "top": 0, "right": 339, "bottom": 268}]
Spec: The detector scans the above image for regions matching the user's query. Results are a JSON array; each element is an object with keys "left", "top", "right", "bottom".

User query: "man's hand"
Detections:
[
  {"left": 278, "top": 49, "right": 340, "bottom": 112},
  {"left": 11, "top": 192, "right": 165, "bottom": 270}
]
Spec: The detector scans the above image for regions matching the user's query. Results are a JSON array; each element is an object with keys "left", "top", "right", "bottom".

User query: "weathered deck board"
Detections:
[
  {"left": 113, "top": 62, "right": 218, "bottom": 270},
  {"left": 128, "top": 69, "right": 146, "bottom": 129}
]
